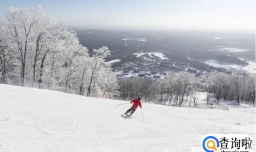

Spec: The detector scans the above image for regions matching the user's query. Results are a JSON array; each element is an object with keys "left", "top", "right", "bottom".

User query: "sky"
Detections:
[{"left": 0, "top": 0, "right": 255, "bottom": 33}]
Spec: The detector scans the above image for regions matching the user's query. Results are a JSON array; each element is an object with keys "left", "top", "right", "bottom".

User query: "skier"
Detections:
[{"left": 124, "top": 97, "right": 142, "bottom": 115}]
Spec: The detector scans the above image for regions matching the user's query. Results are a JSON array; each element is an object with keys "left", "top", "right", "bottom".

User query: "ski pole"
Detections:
[{"left": 140, "top": 108, "right": 144, "bottom": 120}]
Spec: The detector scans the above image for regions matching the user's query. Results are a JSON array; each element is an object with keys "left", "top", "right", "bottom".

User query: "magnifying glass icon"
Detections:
[
  {"left": 202, "top": 136, "right": 219, "bottom": 152},
  {"left": 206, "top": 140, "right": 218, "bottom": 151}
]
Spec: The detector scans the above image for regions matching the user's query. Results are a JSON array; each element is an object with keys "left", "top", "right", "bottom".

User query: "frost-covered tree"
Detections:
[
  {"left": 0, "top": 26, "right": 17, "bottom": 83},
  {"left": 5, "top": 6, "right": 43, "bottom": 86},
  {"left": 99, "top": 68, "right": 119, "bottom": 97},
  {"left": 209, "top": 72, "right": 231, "bottom": 102},
  {"left": 87, "top": 46, "right": 110, "bottom": 96},
  {"left": 118, "top": 71, "right": 254, "bottom": 105},
  {"left": 161, "top": 75, "right": 175, "bottom": 104},
  {"left": 174, "top": 72, "right": 196, "bottom": 106},
  {"left": 1, "top": 6, "right": 118, "bottom": 98}
]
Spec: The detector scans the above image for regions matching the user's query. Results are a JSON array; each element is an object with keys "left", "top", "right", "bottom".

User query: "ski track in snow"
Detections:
[{"left": 0, "top": 84, "right": 255, "bottom": 152}]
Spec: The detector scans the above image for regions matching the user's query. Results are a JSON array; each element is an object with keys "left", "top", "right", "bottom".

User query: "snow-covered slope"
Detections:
[
  {"left": 0, "top": 84, "right": 255, "bottom": 152},
  {"left": 205, "top": 59, "right": 256, "bottom": 74}
]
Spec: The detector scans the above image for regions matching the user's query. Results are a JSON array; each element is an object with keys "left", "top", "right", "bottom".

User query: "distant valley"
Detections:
[{"left": 75, "top": 30, "right": 255, "bottom": 79}]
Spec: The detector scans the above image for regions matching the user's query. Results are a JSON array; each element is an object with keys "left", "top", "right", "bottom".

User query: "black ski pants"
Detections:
[{"left": 125, "top": 107, "right": 136, "bottom": 115}]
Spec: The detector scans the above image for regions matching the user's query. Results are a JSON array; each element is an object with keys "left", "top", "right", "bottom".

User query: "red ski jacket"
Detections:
[{"left": 131, "top": 99, "right": 142, "bottom": 109}]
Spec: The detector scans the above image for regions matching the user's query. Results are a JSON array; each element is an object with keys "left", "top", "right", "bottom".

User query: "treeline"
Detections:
[
  {"left": 119, "top": 72, "right": 255, "bottom": 105},
  {"left": 0, "top": 6, "right": 118, "bottom": 96},
  {"left": 0, "top": 6, "right": 255, "bottom": 105}
]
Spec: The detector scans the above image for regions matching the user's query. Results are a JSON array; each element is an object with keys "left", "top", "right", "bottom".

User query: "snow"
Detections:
[
  {"left": 205, "top": 59, "right": 256, "bottom": 74},
  {"left": 241, "top": 61, "right": 256, "bottom": 74},
  {"left": 105, "top": 59, "right": 121, "bottom": 64},
  {"left": 152, "top": 53, "right": 168, "bottom": 60},
  {"left": 213, "top": 37, "right": 222, "bottom": 39},
  {"left": 205, "top": 59, "right": 243, "bottom": 69},
  {"left": 210, "top": 47, "right": 249, "bottom": 53},
  {"left": 133, "top": 52, "right": 168, "bottom": 60},
  {"left": 122, "top": 38, "right": 146, "bottom": 42},
  {"left": 0, "top": 84, "right": 255, "bottom": 152}
]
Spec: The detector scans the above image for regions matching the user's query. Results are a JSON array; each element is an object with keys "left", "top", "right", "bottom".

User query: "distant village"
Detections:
[
  {"left": 113, "top": 59, "right": 208, "bottom": 80},
  {"left": 110, "top": 51, "right": 253, "bottom": 80}
]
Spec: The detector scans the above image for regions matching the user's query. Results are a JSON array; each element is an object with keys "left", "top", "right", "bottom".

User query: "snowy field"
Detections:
[
  {"left": 122, "top": 38, "right": 146, "bottom": 42},
  {"left": 105, "top": 59, "right": 121, "bottom": 64},
  {"left": 205, "top": 59, "right": 256, "bottom": 74},
  {"left": 133, "top": 52, "right": 168, "bottom": 60},
  {"left": 0, "top": 84, "right": 255, "bottom": 152},
  {"left": 209, "top": 47, "right": 250, "bottom": 53}
]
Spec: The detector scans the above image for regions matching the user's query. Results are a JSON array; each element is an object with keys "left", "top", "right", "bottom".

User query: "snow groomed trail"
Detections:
[{"left": 0, "top": 84, "right": 255, "bottom": 152}]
